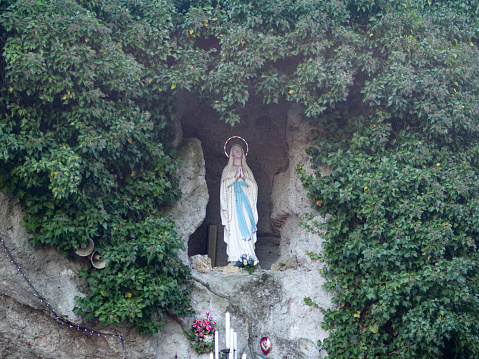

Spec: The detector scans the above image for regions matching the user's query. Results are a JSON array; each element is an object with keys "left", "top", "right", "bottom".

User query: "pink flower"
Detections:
[
  {"left": 210, "top": 316, "right": 213, "bottom": 320},
  {"left": 200, "top": 333, "right": 204, "bottom": 337},
  {"left": 206, "top": 325, "right": 212, "bottom": 331},
  {"left": 197, "top": 327, "right": 202, "bottom": 332},
  {"left": 206, "top": 312, "right": 210, "bottom": 316},
  {"left": 213, "top": 321, "right": 216, "bottom": 324},
  {"left": 205, "top": 319, "right": 210, "bottom": 324}
]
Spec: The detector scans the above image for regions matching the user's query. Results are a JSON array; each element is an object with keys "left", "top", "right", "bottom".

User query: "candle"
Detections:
[
  {"left": 233, "top": 331, "right": 237, "bottom": 359},
  {"left": 229, "top": 328, "right": 234, "bottom": 359},
  {"left": 215, "top": 330, "right": 219, "bottom": 359},
  {"left": 242, "top": 354, "right": 247, "bottom": 359},
  {"left": 210, "top": 353, "right": 214, "bottom": 359},
  {"left": 225, "top": 312, "right": 230, "bottom": 349}
]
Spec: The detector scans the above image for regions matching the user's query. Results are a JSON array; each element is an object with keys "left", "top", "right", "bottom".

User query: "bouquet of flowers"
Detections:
[
  {"left": 235, "top": 253, "right": 259, "bottom": 274},
  {"left": 186, "top": 312, "right": 217, "bottom": 355}
]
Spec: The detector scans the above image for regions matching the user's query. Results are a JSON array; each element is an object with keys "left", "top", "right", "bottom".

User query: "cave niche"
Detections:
[{"left": 177, "top": 91, "right": 290, "bottom": 269}]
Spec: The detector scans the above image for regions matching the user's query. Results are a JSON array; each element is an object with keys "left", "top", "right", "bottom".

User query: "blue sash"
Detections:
[{"left": 231, "top": 181, "right": 257, "bottom": 240}]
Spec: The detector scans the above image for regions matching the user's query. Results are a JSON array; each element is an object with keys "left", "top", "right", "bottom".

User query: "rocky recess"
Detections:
[{"left": 0, "top": 102, "right": 333, "bottom": 359}]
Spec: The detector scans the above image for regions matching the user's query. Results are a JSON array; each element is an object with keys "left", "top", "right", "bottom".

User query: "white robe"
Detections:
[{"left": 220, "top": 169, "right": 258, "bottom": 262}]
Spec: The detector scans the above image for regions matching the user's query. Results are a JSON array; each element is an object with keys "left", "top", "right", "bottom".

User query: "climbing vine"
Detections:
[
  {"left": 0, "top": 0, "right": 189, "bottom": 334},
  {"left": 300, "top": 128, "right": 479, "bottom": 357},
  {"left": 2, "top": 0, "right": 479, "bottom": 352},
  {"left": 297, "top": 1, "right": 479, "bottom": 357}
]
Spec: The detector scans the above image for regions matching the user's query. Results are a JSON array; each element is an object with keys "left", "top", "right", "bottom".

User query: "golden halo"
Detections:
[{"left": 224, "top": 136, "right": 249, "bottom": 158}]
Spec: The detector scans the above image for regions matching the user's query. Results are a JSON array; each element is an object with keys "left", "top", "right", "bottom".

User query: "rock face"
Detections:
[
  {"left": 270, "top": 103, "right": 330, "bottom": 270},
  {"left": 0, "top": 193, "right": 86, "bottom": 324},
  {"left": 175, "top": 268, "right": 333, "bottom": 359},
  {"left": 0, "top": 193, "right": 125, "bottom": 359},
  {"left": 165, "top": 138, "right": 210, "bottom": 266},
  {"left": 0, "top": 100, "right": 333, "bottom": 359},
  {"left": 190, "top": 254, "right": 213, "bottom": 274}
]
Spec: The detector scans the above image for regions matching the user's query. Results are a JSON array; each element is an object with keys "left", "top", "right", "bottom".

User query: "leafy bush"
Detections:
[
  {"left": 297, "top": 1, "right": 479, "bottom": 357},
  {"left": 74, "top": 217, "right": 191, "bottom": 334},
  {"left": 0, "top": 0, "right": 190, "bottom": 334},
  {"left": 300, "top": 125, "right": 479, "bottom": 357}
]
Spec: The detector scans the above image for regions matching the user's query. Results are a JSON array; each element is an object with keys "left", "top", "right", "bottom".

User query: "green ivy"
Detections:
[
  {"left": 297, "top": 1, "right": 479, "bottom": 357},
  {"left": 2, "top": 0, "right": 479, "bottom": 350},
  {"left": 74, "top": 217, "right": 192, "bottom": 334},
  {"left": 0, "top": 0, "right": 189, "bottom": 334},
  {"left": 300, "top": 126, "right": 479, "bottom": 357}
]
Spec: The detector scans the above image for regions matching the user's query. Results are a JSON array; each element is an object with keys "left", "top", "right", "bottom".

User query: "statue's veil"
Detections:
[{"left": 221, "top": 144, "right": 254, "bottom": 180}]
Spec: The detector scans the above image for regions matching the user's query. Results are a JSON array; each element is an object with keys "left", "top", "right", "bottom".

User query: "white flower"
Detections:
[
  {"left": 243, "top": 260, "right": 247, "bottom": 266},
  {"left": 254, "top": 260, "right": 259, "bottom": 265}
]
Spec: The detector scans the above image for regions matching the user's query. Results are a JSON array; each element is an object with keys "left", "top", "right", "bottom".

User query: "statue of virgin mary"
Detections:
[{"left": 220, "top": 142, "right": 258, "bottom": 263}]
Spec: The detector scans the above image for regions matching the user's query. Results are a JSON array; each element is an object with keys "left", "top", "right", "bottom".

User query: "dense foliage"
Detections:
[
  {"left": 296, "top": 1, "right": 479, "bottom": 358},
  {"left": 301, "top": 130, "right": 479, "bottom": 357},
  {"left": 2, "top": 0, "right": 479, "bottom": 354},
  {"left": 0, "top": 0, "right": 190, "bottom": 334}
]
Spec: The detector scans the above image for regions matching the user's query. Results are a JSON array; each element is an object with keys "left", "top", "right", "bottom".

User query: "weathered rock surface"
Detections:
[
  {"left": 166, "top": 138, "right": 209, "bottom": 266},
  {"left": 183, "top": 268, "right": 332, "bottom": 359},
  {"left": 271, "top": 103, "right": 328, "bottom": 270},
  {"left": 0, "top": 193, "right": 86, "bottom": 323},
  {"left": 270, "top": 257, "right": 299, "bottom": 271},
  {"left": 190, "top": 254, "right": 213, "bottom": 274},
  {"left": 213, "top": 265, "right": 241, "bottom": 275}
]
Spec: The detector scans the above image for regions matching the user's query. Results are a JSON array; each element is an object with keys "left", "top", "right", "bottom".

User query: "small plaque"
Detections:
[{"left": 207, "top": 225, "right": 217, "bottom": 267}]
